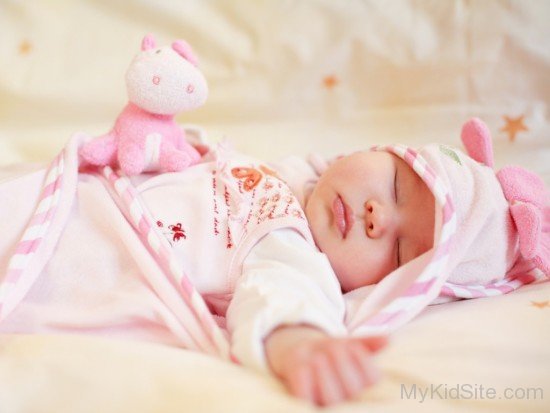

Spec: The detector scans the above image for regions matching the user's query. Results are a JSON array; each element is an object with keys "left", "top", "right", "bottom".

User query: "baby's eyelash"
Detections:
[
  {"left": 394, "top": 166, "right": 401, "bottom": 267},
  {"left": 393, "top": 167, "right": 398, "bottom": 203},
  {"left": 396, "top": 239, "right": 401, "bottom": 267}
]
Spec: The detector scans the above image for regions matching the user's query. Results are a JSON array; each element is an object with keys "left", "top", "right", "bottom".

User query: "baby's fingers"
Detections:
[
  {"left": 286, "top": 363, "right": 315, "bottom": 403},
  {"left": 349, "top": 342, "right": 382, "bottom": 386},
  {"left": 313, "top": 354, "right": 345, "bottom": 406},
  {"left": 328, "top": 344, "right": 367, "bottom": 398}
]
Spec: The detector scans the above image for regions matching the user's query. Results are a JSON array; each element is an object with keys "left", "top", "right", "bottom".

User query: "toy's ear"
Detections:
[
  {"left": 460, "top": 117, "right": 494, "bottom": 168},
  {"left": 172, "top": 40, "right": 198, "bottom": 66},
  {"left": 141, "top": 33, "right": 156, "bottom": 51}
]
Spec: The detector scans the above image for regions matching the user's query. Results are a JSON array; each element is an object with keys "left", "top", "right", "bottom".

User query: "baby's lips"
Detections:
[{"left": 186, "top": 84, "right": 195, "bottom": 93}]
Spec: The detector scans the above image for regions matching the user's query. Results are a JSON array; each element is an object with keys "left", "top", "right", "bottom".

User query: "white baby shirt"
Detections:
[
  {"left": 228, "top": 155, "right": 347, "bottom": 371},
  {"left": 142, "top": 150, "right": 347, "bottom": 372}
]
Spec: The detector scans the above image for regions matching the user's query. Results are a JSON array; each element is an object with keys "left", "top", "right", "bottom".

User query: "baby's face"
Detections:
[{"left": 305, "top": 151, "right": 435, "bottom": 292}]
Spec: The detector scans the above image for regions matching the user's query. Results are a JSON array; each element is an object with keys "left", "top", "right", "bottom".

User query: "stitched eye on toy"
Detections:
[{"left": 156, "top": 49, "right": 161, "bottom": 54}]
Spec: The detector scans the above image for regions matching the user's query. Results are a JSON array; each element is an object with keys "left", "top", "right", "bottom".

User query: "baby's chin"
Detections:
[
  {"left": 304, "top": 198, "right": 326, "bottom": 246},
  {"left": 309, "top": 225, "right": 329, "bottom": 256}
]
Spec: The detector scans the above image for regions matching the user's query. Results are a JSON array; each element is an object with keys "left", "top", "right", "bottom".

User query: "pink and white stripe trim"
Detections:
[
  {"left": 101, "top": 166, "right": 230, "bottom": 358},
  {"left": 441, "top": 271, "right": 542, "bottom": 298},
  {"left": 0, "top": 151, "right": 65, "bottom": 321},
  {"left": 349, "top": 144, "right": 457, "bottom": 334}
]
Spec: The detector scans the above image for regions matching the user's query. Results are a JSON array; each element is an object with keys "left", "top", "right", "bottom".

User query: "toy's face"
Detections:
[{"left": 125, "top": 45, "right": 208, "bottom": 115}]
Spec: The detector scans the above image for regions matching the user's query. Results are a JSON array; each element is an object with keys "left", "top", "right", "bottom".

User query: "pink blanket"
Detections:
[{"left": 0, "top": 134, "right": 229, "bottom": 357}]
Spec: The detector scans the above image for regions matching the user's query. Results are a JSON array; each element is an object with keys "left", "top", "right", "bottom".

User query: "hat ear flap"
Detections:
[
  {"left": 509, "top": 202, "right": 550, "bottom": 275},
  {"left": 497, "top": 166, "right": 547, "bottom": 209},
  {"left": 461, "top": 118, "right": 494, "bottom": 168},
  {"left": 510, "top": 202, "right": 541, "bottom": 260}
]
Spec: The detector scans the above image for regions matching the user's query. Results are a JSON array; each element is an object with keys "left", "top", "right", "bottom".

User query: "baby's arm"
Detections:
[
  {"left": 226, "top": 229, "right": 387, "bottom": 406},
  {"left": 265, "top": 325, "right": 387, "bottom": 406}
]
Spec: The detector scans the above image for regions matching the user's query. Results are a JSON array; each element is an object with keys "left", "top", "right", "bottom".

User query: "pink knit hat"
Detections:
[{"left": 346, "top": 118, "right": 549, "bottom": 335}]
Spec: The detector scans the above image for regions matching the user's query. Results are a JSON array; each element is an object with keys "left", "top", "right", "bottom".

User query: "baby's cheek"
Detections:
[{"left": 341, "top": 243, "right": 392, "bottom": 291}]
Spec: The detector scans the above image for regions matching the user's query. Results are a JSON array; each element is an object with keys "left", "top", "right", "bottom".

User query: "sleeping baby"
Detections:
[
  {"left": 0, "top": 38, "right": 548, "bottom": 407},
  {"left": 260, "top": 123, "right": 549, "bottom": 405},
  {"left": 1, "top": 119, "right": 548, "bottom": 406}
]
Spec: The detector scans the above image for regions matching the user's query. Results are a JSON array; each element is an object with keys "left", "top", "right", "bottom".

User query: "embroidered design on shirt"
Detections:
[
  {"left": 209, "top": 162, "right": 308, "bottom": 249},
  {"left": 212, "top": 170, "right": 220, "bottom": 236},
  {"left": 259, "top": 165, "right": 279, "bottom": 178},
  {"left": 223, "top": 184, "right": 233, "bottom": 249},
  {"left": 156, "top": 220, "right": 187, "bottom": 244},
  {"left": 231, "top": 167, "right": 262, "bottom": 191},
  {"left": 439, "top": 145, "right": 462, "bottom": 166},
  {"left": 168, "top": 223, "right": 187, "bottom": 241}
]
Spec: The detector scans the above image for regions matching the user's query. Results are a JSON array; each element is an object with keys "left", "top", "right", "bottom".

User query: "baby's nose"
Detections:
[{"left": 364, "top": 200, "right": 389, "bottom": 239}]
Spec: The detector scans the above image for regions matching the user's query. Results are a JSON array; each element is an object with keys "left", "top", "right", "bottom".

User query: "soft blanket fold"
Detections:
[{"left": 0, "top": 134, "right": 229, "bottom": 358}]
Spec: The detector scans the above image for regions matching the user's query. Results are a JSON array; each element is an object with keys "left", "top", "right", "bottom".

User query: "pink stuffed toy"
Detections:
[{"left": 80, "top": 34, "right": 206, "bottom": 175}]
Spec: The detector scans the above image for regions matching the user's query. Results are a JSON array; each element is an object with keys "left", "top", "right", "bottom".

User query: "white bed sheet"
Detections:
[{"left": 1, "top": 280, "right": 548, "bottom": 413}]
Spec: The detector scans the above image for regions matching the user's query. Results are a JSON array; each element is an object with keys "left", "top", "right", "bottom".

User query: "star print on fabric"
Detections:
[
  {"left": 500, "top": 115, "right": 528, "bottom": 142},
  {"left": 323, "top": 75, "right": 338, "bottom": 89},
  {"left": 18, "top": 39, "right": 33, "bottom": 55},
  {"left": 530, "top": 300, "right": 549, "bottom": 309}
]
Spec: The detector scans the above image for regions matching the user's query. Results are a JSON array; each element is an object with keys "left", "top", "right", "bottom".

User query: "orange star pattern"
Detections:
[
  {"left": 18, "top": 39, "right": 33, "bottom": 55},
  {"left": 323, "top": 75, "right": 338, "bottom": 89},
  {"left": 500, "top": 115, "right": 528, "bottom": 142},
  {"left": 530, "top": 300, "right": 549, "bottom": 309}
]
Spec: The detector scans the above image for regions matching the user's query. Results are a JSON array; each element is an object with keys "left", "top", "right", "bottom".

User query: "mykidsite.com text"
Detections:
[{"left": 401, "top": 383, "right": 544, "bottom": 403}]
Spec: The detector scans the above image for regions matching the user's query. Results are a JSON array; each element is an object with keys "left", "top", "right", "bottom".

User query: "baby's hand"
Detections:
[{"left": 265, "top": 326, "right": 387, "bottom": 406}]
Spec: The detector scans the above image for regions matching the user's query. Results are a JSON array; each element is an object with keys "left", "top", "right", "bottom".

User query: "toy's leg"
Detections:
[
  {"left": 79, "top": 132, "right": 117, "bottom": 166},
  {"left": 159, "top": 142, "right": 193, "bottom": 172},
  {"left": 118, "top": 142, "right": 145, "bottom": 176}
]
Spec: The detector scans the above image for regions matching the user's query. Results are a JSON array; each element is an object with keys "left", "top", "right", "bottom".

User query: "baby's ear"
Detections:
[{"left": 460, "top": 118, "right": 494, "bottom": 168}]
